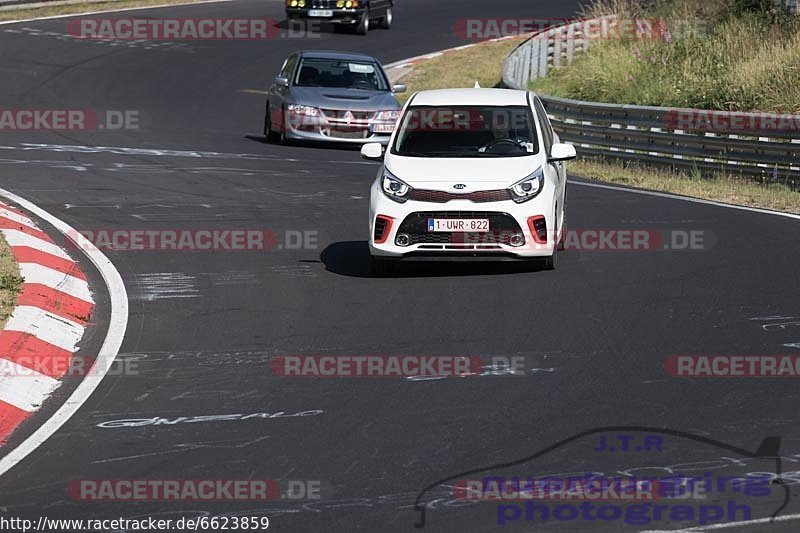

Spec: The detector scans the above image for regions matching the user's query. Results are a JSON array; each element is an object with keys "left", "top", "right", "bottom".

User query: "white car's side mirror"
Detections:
[
  {"left": 549, "top": 143, "right": 577, "bottom": 162},
  {"left": 361, "top": 142, "right": 384, "bottom": 161}
]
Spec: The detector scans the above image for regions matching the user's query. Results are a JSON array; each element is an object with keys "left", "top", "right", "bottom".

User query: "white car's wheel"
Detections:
[{"left": 543, "top": 206, "right": 559, "bottom": 270}]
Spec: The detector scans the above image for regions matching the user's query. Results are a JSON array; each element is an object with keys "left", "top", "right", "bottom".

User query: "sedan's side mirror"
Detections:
[
  {"left": 274, "top": 76, "right": 289, "bottom": 87},
  {"left": 392, "top": 84, "right": 407, "bottom": 94},
  {"left": 361, "top": 142, "right": 384, "bottom": 161},
  {"left": 549, "top": 143, "right": 577, "bottom": 162}
]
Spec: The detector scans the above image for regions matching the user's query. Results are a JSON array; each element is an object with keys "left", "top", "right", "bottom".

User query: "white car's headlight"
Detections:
[
  {"left": 508, "top": 167, "right": 544, "bottom": 203},
  {"left": 381, "top": 169, "right": 412, "bottom": 203},
  {"left": 286, "top": 104, "right": 320, "bottom": 117}
]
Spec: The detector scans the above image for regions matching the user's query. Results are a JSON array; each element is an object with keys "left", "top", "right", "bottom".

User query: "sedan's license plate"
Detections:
[
  {"left": 427, "top": 218, "right": 490, "bottom": 232},
  {"left": 308, "top": 9, "right": 333, "bottom": 16}
]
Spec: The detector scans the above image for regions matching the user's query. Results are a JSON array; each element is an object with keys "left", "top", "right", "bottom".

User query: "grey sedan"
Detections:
[{"left": 264, "top": 50, "right": 406, "bottom": 145}]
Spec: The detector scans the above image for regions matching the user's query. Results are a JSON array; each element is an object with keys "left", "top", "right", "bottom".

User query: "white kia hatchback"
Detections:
[{"left": 362, "top": 88, "right": 576, "bottom": 275}]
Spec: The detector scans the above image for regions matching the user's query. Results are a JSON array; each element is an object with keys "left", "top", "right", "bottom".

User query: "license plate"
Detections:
[
  {"left": 308, "top": 9, "right": 333, "bottom": 16},
  {"left": 427, "top": 218, "right": 490, "bottom": 232}
]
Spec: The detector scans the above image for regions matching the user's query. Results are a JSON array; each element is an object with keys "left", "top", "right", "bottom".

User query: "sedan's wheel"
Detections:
[
  {"left": 378, "top": 7, "right": 393, "bottom": 29},
  {"left": 356, "top": 12, "right": 370, "bottom": 34},
  {"left": 369, "top": 256, "right": 396, "bottom": 276},
  {"left": 274, "top": 106, "right": 289, "bottom": 145},
  {"left": 264, "top": 104, "right": 280, "bottom": 142},
  {"left": 278, "top": 118, "right": 287, "bottom": 145}
]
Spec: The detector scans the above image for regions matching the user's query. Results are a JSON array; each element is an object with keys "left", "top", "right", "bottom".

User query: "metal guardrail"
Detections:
[{"left": 502, "top": 17, "right": 800, "bottom": 186}]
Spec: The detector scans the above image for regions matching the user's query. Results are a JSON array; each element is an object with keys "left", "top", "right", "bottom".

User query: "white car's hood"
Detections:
[{"left": 385, "top": 155, "right": 541, "bottom": 190}]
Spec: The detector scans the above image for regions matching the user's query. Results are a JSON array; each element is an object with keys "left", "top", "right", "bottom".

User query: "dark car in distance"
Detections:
[{"left": 285, "top": 0, "right": 393, "bottom": 35}]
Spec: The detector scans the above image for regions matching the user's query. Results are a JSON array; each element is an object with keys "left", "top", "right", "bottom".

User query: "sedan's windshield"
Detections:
[
  {"left": 293, "top": 58, "right": 389, "bottom": 91},
  {"left": 392, "top": 105, "right": 539, "bottom": 157}
]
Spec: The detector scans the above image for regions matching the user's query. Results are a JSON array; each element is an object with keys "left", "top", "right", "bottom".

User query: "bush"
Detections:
[{"left": 533, "top": 0, "right": 800, "bottom": 112}]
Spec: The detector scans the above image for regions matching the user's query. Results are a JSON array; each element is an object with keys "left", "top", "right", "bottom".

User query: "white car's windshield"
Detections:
[
  {"left": 294, "top": 58, "right": 389, "bottom": 91},
  {"left": 392, "top": 105, "right": 539, "bottom": 157}
]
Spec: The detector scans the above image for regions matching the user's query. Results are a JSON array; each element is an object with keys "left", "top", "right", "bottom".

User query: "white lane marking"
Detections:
[
  {"left": 0, "top": 187, "right": 128, "bottom": 479},
  {"left": 1, "top": 229, "right": 71, "bottom": 259},
  {"left": 4, "top": 305, "right": 86, "bottom": 352},
  {"left": 0, "top": 0, "right": 234, "bottom": 26},
  {"left": 0, "top": 360, "right": 61, "bottom": 412},
  {"left": 18, "top": 262, "right": 92, "bottom": 303},
  {"left": 0, "top": 207, "right": 36, "bottom": 228},
  {"left": 571, "top": 180, "right": 800, "bottom": 221},
  {"left": 641, "top": 512, "right": 800, "bottom": 531}
]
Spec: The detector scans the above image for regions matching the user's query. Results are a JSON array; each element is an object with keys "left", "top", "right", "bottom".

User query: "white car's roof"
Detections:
[{"left": 409, "top": 88, "right": 530, "bottom": 107}]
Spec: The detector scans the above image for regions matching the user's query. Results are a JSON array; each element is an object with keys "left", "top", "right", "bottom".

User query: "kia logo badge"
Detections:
[{"left": 453, "top": 184, "right": 466, "bottom": 190}]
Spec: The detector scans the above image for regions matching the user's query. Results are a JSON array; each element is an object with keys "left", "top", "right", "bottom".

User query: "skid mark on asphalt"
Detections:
[
  {"left": 91, "top": 435, "right": 271, "bottom": 464},
  {"left": 268, "top": 265, "right": 316, "bottom": 278},
  {"left": 204, "top": 270, "right": 259, "bottom": 286},
  {"left": 3, "top": 27, "right": 198, "bottom": 53},
  {"left": 749, "top": 315, "right": 800, "bottom": 349},
  {"left": 131, "top": 269, "right": 311, "bottom": 301},
  {"left": 0, "top": 142, "right": 362, "bottom": 163},
  {"left": 131, "top": 272, "right": 199, "bottom": 301}
]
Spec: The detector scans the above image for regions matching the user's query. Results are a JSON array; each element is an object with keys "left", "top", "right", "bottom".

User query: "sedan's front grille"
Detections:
[
  {"left": 397, "top": 212, "right": 522, "bottom": 246},
  {"left": 325, "top": 128, "right": 369, "bottom": 139},
  {"left": 409, "top": 189, "right": 511, "bottom": 203},
  {"left": 320, "top": 109, "right": 375, "bottom": 121}
]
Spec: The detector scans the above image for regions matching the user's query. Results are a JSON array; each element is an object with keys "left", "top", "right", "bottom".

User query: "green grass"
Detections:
[
  {"left": 0, "top": 234, "right": 23, "bottom": 329},
  {"left": 533, "top": 0, "right": 800, "bottom": 112},
  {"left": 570, "top": 158, "right": 800, "bottom": 213},
  {"left": 393, "top": 23, "right": 799, "bottom": 215},
  {"left": 394, "top": 38, "right": 526, "bottom": 105}
]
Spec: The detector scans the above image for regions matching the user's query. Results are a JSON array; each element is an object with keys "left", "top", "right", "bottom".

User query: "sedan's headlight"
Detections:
[
  {"left": 372, "top": 110, "right": 400, "bottom": 133},
  {"left": 508, "top": 167, "right": 544, "bottom": 203},
  {"left": 381, "top": 169, "right": 412, "bottom": 203},
  {"left": 286, "top": 104, "right": 320, "bottom": 117},
  {"left": 373, "top": 110, "right": 400, "bottom": 122}
]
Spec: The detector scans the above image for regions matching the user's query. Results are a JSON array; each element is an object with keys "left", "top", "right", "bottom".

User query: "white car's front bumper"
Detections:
[{"left": 368, "top": 180, "right": 558, "bottom": 260}]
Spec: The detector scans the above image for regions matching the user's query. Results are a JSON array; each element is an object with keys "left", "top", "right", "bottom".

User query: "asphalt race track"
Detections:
[{"left": 0, "top": 0, "right": 799, "bottom": 531}]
